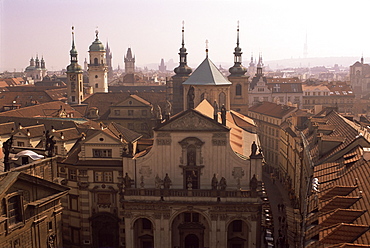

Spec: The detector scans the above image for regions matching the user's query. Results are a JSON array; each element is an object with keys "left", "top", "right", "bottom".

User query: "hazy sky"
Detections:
[{"left": 0, "top": 0, "right": 369, "bottom": 72}]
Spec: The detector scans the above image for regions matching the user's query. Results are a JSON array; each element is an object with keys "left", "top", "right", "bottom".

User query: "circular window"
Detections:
[
  {"left": 129, "top": 101, "right": 132, "bottom": 105},
  {"left": 95, "top": 75, "right": 98, "bottom": 78},
  {"left": 99, "top": 138, "right": 104, "bottom": 141}
]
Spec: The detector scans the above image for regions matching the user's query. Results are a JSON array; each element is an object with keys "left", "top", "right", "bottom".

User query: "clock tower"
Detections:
[
  {"left": 66, "top": 27, "right": 84, "bottom": 105},
  {"left": 88, "top": 30, "right": 108, "bottom": 93}
]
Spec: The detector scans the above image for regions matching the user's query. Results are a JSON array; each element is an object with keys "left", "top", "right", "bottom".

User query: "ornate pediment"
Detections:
[{"left": 156, "top": 110, "right": 229, "bottom": 132}]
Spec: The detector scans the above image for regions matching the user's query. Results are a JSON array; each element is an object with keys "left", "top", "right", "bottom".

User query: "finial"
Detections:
[
  {"left": 182, "top": 21, "right": 185, "bottom": 46},
  {"left": 95, "top": 27, "right": 99, "bottom": 39},
  {"left": 237, "top": 20, "right": 240, "bottom": 46},
  {"left": 205, "top": 39, "right": 209, "bottom": 57},
  {"left": 71, "top": 26, "right": 75, "bottom": 48}
]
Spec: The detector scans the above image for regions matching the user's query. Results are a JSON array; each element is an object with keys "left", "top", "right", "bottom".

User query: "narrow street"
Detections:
[{"left": 263, "top": 172, "right": 297, "bottom": 248}]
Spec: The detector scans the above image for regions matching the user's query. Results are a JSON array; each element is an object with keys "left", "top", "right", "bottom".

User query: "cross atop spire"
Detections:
[
  {"left": 205, "top": 39, "right": 209, "bottom": 57},
  {"left": 237, "top": 20, "right": 240, "bottom": 47},
  {"left": 182, "top": 20, "right": 185, "bottom": 47}
]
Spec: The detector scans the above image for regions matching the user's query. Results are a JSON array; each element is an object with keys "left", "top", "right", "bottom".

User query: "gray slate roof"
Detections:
[{"left": 183, "top": 57, "right": 231, "bottom": 86}]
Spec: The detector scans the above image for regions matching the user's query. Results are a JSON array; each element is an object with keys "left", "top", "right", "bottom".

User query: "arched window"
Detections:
[
  {"left": 236, "top": 84, "right": 242, "bottom": 96},
  {"left": 219, "top": 92, "right": 226, "bottom": 107},
  {"left": 94, "top": 58, "right": 98, "bottom": 65},
  {"left": 95, "top": 83, "right": 99, "bottom": 88},
  {"left": 187, "top": 87, "right": 195, "bottom": 109}
]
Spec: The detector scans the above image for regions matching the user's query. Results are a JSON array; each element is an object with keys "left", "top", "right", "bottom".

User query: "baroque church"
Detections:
[{"left": 60, "top": 25, "right": 263, "bottom": 248}]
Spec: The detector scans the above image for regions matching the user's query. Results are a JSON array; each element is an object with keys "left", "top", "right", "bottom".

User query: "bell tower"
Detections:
[
  {"left": 167, "top": 21, "right": 193, "bottom": 114},
  {"left": 66, "top": 27, "right": 84, "bottom": 105},
  {"left": 88, "top": 30, "right": 108, "bottom": 93},
  {"left": 228, "top": 22, "right": 249, "bottom": 114}
]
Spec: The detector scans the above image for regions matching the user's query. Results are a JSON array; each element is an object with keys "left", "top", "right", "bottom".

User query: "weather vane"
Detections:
[
  {"left": 205, "top": 39, "right": 209, "bottom": 57},
  {"left": 95, "top": 26, "right": 99, "bottom": 39}
]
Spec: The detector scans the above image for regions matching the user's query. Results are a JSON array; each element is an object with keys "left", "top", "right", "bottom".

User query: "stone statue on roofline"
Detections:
[
  {"left": 219, "top": 177, "right": 227, "bottom": 190},
  {"left": 211, "top": 174, "right": 218, "bottom": 190},
  {"left": 163, "top": 173, "right": 172, "bottom": 189}
]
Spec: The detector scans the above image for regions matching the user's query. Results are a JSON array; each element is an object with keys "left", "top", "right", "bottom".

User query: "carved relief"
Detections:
[
  {"left": 212, "top": 133, "right": 227, "bottom": 146},
  {"left": 157, "top": 139, "right": 171, "bottom": 145},
  {"left": 210, "top": 214, "right": 218, "bottom": 221},
  {"left": 232, "top": 167, "right": 245, "bottom": 188},
  {"left": 139, "top": 166, "right": 152, "bottom": 178}
]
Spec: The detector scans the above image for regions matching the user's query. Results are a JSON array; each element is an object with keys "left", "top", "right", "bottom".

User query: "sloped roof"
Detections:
[
  {"left": 107, "top": 122, "right": 142, "bottom": 143},
  {"left": 248, "top": 101, "right": 297, "bottom": 119},
  {"left": 183, "top": 57, "right": 231, "bottom": 86}
]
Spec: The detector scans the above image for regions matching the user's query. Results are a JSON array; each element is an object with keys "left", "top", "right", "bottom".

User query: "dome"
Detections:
[
  {"left": 89, "top": 38, "right": 105, "bottom": 52},
  {"left": 67, "top": 63, "right": 82, "bottom": 72}
]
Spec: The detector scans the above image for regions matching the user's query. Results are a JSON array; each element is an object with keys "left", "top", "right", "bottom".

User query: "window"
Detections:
[
  {"left": 17, "top": 142, "right": 25, "bottom": 147},
  {"left": 7, "top": 194, "right": 23, "bottom": 227},
  {"left": 95, "top": 171, "right": 113, "bottom": 182},
  {"left": 219, "top": 92, "right": 226, "bottom": 107},
  {"left": 71, "top": 96, "right": 75, "bottom": 102},
  {"left": 142, "top": 219, "right": 152, "bottom": 230},
  {"left": 184, "top": 212, "right": 199, "bottom": 223},
  {"left": 94, "top": 58, "right": 98, "bottom": 65},
  {"left": 128, "top": 110, "right": 134, "bottom": 116},
  {"left": 95, "top": 75, "right": 98, "bottom": 78},
  {"left": 48, "top": 221, "right": 53, "bottom": 231},
  {"left": 258, "top": 88, "right": 264, "bottom": 92},
  {"left": 69, "top": 195, "right": 78, "bottom": 211},
  {"left": 232, "top": 220, "right": 243, "bottom": 232},
  {"left": 141, "top": 110, "right": 147, "bottom": 116},
  {"left": 95, "top": 83, "right": 98, "bottom": 88},
  {"left": 93, "top": 149, "right": 112, "bottom": 158},
  {"left": 69, "top": 169, "right": 77, "bottom": 181},
  {"left": 128, "top": 123, "right": 134, "bottom": 130},
  {"left": 236, "top": 84, "right": 242, "bottom": 96},
  {"left": 114, "top": 110, "right": 120, "bottom": 116}
]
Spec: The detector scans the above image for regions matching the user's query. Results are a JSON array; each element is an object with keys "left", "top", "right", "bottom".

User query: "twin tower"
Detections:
[{"left": 66, "top": 28, "right": 108, "bottom": 105}]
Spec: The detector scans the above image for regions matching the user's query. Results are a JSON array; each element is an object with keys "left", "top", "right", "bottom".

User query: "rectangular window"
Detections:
[
  {"left": 114, "top": 110, "right": 120, "bottom": 116},
  {"left": 69, "top": 195, "right": 78, "bottom": 211},
  {"left": 93, "top": 149, "right": 112, "bottom": 158},
  {"left": 71, "top": 96, "right": 75, "bottom": 102},
  {"left": 69, "top": 169, "right": 77, "bottom": 181},
  {"left": 95, "top": 171, "right": 113, "bottom": 182},
  {"left": 17, "top": 142, "right": 25, "bottom": 147},
  {"left": 8, "top": 195, "right": 23, "bottom": 226},
  {"left": 141, "top": 110, "right": 147, "bottom": 116},
  {"left": 128, "top": 110, "right": 134, "bottom": 116}
]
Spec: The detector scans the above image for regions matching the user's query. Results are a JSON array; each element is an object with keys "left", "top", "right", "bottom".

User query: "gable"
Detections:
[
  {"left": 83, "top": 130, "right": 121, "bottom": 145},
  {"left": 114, "top": 95, "right": 151, "bottom": 107},
  {"left": 155, "top": 110, "right": 229, "bottom": 132}
]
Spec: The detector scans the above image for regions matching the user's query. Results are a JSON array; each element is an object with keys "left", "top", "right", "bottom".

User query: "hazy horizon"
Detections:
[{"left": 1, "top": 0, "right": 369, "bottom": 72}]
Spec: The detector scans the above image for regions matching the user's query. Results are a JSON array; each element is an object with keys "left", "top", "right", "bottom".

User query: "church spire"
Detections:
[
  {"left": 174, "top": 21, "right": 192, "bottom": 76},
  {"left": 256, "top": 53, "right": 263, "bottom": 76},
  {"left": 229, "top": 21, "right": 247, "bottom": 76}
]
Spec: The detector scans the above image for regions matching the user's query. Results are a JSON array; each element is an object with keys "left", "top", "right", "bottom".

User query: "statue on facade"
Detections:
[
  {"left": 220, "top": 105, "right": 226, "bottom": 125},
  {"left": 124, "top": 173, "right": 132, "bottom": 188},
  {"left": 187, "top": 87, "right": 195, "bottom": 109},
  {"left": 250, "top": 174, "right": 258, "bottom": 192},
  {"left": 163, "top": 173, "right": 172, "bottom": 189},
  {"left": 219, "top": 177, "right": 227, "bottom": 190},
  {"left": 3, "top": 135, "right": 13, "bottom": 172},
  {"left": 250, "top": 141, "right": 258, "bottom": 158},
  {"left": 155, "top": 174, "right": 163, "bottom": 189},
  {"left": 211, "top": 174, "right": 218, "bottom": 190}
]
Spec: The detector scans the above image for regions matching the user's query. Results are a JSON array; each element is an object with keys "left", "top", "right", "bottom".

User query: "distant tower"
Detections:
[
  {"left": 66, "top": 26, "right": 84, "bottom": 105},
  {"left": 256, "top": 54, "right": 264, "bottom": 76},
  {"left": 88, "top": 29, "right": 108, "bottom": 93},
  {"left": 25, "top": 55, "right": 47, "bottom": 81},
  {"left": 303, "top": 32, "right": 308, "bottom": 58},
  {"left": 124, "top": 48, "right": 135, "bottom": 74},
  {"left": 228, "top": 22, "right": 249, "bottom": 114},
  {"left": 84, "top": 58, "right": 88, "bottom": 72},
  {"left": 106, "top": 41, "right": 113, "bottom": 80},
  {"left": 248, "top": 53, "right": 256, "bottom": 77},
  {"left": 159, "top": 58, "right": 166, "bottom": 72},
  {"left": 168, "top": 21, "right": 193, "bottom": 114}
]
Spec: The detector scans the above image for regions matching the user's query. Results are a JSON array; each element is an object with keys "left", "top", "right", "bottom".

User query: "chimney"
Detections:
[{"left": 363, "top": 147, "right": 370, "bottom": 161}]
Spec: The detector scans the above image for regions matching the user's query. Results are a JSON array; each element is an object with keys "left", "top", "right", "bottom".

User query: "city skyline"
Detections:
[{"left": 1, "top": 0, "right": 369, "bottom": 72}]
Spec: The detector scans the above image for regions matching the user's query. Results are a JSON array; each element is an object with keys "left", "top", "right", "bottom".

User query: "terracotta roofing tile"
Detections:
[
  {"left": 319, "top": 209, "right": 366, "bottom": 228},
  {"left": 0, "top": 122, "right": 16, "bottom": 135},
  {"left": 107, "top": 122, "right": 142, "bottom": 143},
  {"left": 320, "top": 223, "right": 370, "bottom": 244},
  {"left": 248, "top": 101, "right": 297, "bottom": 119},
  {"left": 320, "top": 186, "right": 357, "bottom": 201},
  {"left": 320, "top": 196, "right": 360, "bottom": 213},
  {"left": 326, "top": 244, "right": 370, "bottom": 248}
]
